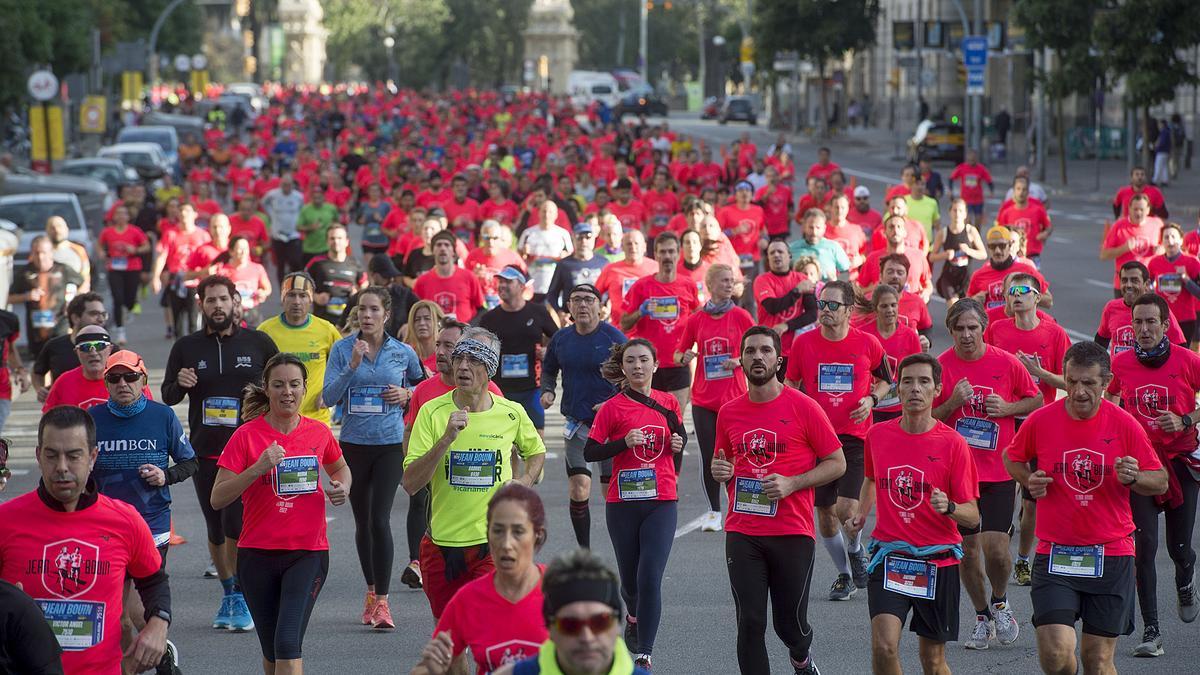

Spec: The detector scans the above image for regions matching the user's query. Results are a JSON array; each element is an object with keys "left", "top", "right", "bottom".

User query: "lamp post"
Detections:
[
  {"left": 383, "top": 36, "right": 396, "bottom": 84},
  {"left": 712, "top": 35, "right": 726, "bottom": 97}
]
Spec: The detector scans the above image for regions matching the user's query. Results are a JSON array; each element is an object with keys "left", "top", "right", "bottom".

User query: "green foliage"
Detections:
[
  {"left": 1097, "top": 0, "right": 1200, "bottom": 107},
  {"left": 752, "top": 0, "right": 880, "bottom": 70},
  {"left": 322, "top": 0, "right": 452, "bottom": 86},
  {"left": 574, "top": 0, "right": 701, "bottom": 82},
  {"left": 1012, "top": 0, "right": 1105, "bottom": 99}
]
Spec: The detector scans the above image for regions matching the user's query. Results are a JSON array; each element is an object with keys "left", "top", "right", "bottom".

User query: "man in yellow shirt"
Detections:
[{"left": 256, "top": 272, "right": 341, "bottom": 425}]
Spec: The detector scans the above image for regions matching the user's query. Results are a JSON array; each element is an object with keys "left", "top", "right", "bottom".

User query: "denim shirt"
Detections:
[{"left": 323, "top": 333, "right": 424, "bottom": 445}]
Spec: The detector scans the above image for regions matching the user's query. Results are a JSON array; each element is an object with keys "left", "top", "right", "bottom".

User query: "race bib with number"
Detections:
[
  {"left": 647, "top": 296, "right": 679, "bottom": 320},
  {"left": 37, "top": 599, "right": 104, "bottom": 651},
  {"left": 348, "top": 385, "right": 387, "bottom": 415},
  {"left": 617, "top": 468, "right": 658, "bottom": 500},
  {"left": 883, "top": 555, "right": 937, "bottom": 599},
  {"left": 449, "top": 450, "right": 497, "bottom": 488},
  {"left": 704, "top": 354, "right": 733, "bottom": 380},
  {"left": 202, "top": 397, "right": 240, "bottom": 427},
  {"left": 955, "top": 417, "right": 999, "bottom": 450},
  {"left": 110, "top": 257, "right": 129, "bottom": 271},
  {"left": 1049, "top": 543, "right": 1104, "bottom": 578},
  {"left": 817, "top": 363, "right": 854, "bottom": 394},
  {"left": 563, "top": 418, "right": 581, "bottom": 440},
  {"left": 732, "top": 477, "right": 777, "bottom": 516},
  {"left": 274, "top": 455, "right": 320, "bottom": 496},
  {"left": 326, "top": 296, "right": 348, "bottom": 316},
  {"left": 501, "top": 354, "right": 530, "bottom": 379},
  {"left": 31, "top": 309, "right": 56, "bottom": 329},
  {"left": 1158, "top": 274, "right": 1183, "bottom": 296}
]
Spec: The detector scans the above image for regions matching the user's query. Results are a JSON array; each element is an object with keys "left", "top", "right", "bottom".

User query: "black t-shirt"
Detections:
[
  {"left": 545, "top": 255, "right": 609, "bottom": 311},
  {"left": 10, "top": 264, "right": 84, "bottom": 351},
  {"left": 0, "top": 580, "right": 64, "bottom": 674},
  {"left": 305, "top": 255, "right": 365, "bottom": 325},
  {"left": 401, "top": 249, "right": 434, "bottom": 280},
  {"left": 479, "top": 301, "right": 558, "bottom": 393}
]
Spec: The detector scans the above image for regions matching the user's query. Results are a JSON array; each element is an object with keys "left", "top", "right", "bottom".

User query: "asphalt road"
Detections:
[{"left": 3, "top": 115, "right": 1199, "bottom": 674}]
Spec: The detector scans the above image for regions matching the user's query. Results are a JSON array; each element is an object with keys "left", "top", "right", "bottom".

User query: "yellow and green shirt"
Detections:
[{"left": 257, "top": 314, "right": 342, "bottom": 425}]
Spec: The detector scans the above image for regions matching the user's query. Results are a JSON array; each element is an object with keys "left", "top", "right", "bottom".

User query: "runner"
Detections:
[
  {"left": 304, "top": 224, "right": 368, "bottom": 326},
  {"left": 788, "top": 209, "right": 851, "bottom": 281},
  {"left": 0, "top": 578, "right": 62, "bottom": 674},
  {"left": 546, "top": 222, "right": 609, "bottom": 322},
  {"left": 43, "top": 326, "right": 152, "bottom": 411},
  {"left": 1094, "top": 261, "right": 1188, "bottom": 356},
  {"left": 257, "top": 273, "right": 342, "bottom": 426},
  {"left": 152, "top": 202, "right": 212, "bottom": 339},
  {"left": 584, "top": 338, "right": 687, "bottom": 671},
  {"left": 412, "top": 485, "right": 550, "bottom": 675},
  {"left": 1105, "top": 293, "right": 1200, "bottom": 656},
  {"left": 1146, "top": 222, "right": 1200, "bottom": 346},
  {"left": 403, "top": 300, "right": 445, "bottom": 375},
  {"left": 1100, "top": 194, "right": 1164, "bottom": 293},
  {"left": 162, "top": 275, "right": 278, "bottom": 633},
  {"left": 711, "top": 325, "right": 845, "bottom": 675},
  {"left": 995, "top": 177, "right": 1052, "bottom": 267},
  {"left": 211, "top": 353, "right": 351, "bottom": 674},
  {"left": 322, "top": 286, "right": 424, "bottom": 630},
  {"left": 784, "top": 280, "right": 892, "bottom": 599},
  {"left": 518, "top": 201, "right": 574, "bottom": 303},
  {"left": 1004, "top": 341, "right": 1167, "bottom": 675},
  {"left": 675, "top": 264, "right": 754, "bottom": 532},
  {"left": 217, "top": 237, "right": 272, "bottom": 325},
  {"left": 595, "top": 230, "right": 658, "bottom": 328},
  {"left": 297, "top": 187, "right": 340, "bottom": 267},
  {"left": 754, "top": 242, "right": 817, "bottom": 364},
  {"left": 413, "top": 230, "right": 487, "bottom": 323},
  {"left": 9, "top": 236, "right": 84, "bottom": 358},
  {"left": 402, "top": 327, "right": 546, "bottom": 619},
  {"left": 929, "top": 199, "right": 986, "bottom": 303},
  {"left": 542, "top": 283, "right": 627, "bottom": 548},
  {"left": 948, "top": 149, "right": 994, "bottom": 226},
  {"left": 857, "top": 216, "right": 933, "bottom": 302},
  {"left": 96, "top": 204, "right": 151, "bottom": 346},
  {"left": 931, "top": 298, "right": 1041, "bottom": 650},
  {"left": 262, "top": 175, "right": 307, "bottom": 284},
  {"left": 464, "top": 220, "right": 526, "bottom": 311},
  {"left": 1112, "top": 166, "right": 1168, "bottom": 219},
  {"left": 0, "top": 406, "right": 173, "bottom": 675},
  {"left": 846, "top": 352, "right": 980, "bottom": 675},
  {"left": 968, "top": 226, "right": 1051, "bottom": 311},
  {"left": 859, "top": 284, "right": 924, "bottom": 424}
]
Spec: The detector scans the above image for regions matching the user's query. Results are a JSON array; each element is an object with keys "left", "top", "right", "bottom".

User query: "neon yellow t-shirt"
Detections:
[
  {"left": 405, "top": 390, "right": 546, "bottom": 547},
  {"left": 257, "top": 314, "right": 342, "bottom": 425},
  {"left": 905, "top": 195, "right": 941, "bottom": 242}
]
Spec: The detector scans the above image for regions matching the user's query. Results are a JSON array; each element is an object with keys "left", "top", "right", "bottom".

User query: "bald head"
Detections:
[{"left": 46, "top": 216, "right": 69, "bottom": 245}]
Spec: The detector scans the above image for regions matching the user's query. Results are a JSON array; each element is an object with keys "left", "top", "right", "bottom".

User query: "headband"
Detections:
[
  {"left": 75, "top": 330, "right": 112, "bottom": 345},
  {"left": 281, "top": 273, "right": 315, "bottom": 296},
  {"left": 543, "top": 578, "right": 623, "bottom": 621},
  {"left": 451, "top": 337, "right": 499, "bottom": 378}
]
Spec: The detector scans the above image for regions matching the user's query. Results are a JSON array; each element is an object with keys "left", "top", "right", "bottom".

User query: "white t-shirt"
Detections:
[
  {"left": 262, "top": 189, "right": 305, "bottom": 241},
  {"left": 517, "top": 225, "right": 574, "bottom": 294}
]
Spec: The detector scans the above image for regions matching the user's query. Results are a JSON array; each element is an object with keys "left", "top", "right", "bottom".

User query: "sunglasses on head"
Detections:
[
  {"left": 553, "top": 612, "right": 617, "bottom": 636},
  {"left": 105, "top": 372, "right": 142, "bottom": 384},
  {"left": 816, "top": 299, "right": 847, "bottom": 311},
  {"left": 75, "top": 340, "right": 111, "bottom": 353},
  {"left": 1008, "top": 285, "right": 1039, "bottom": 296}
]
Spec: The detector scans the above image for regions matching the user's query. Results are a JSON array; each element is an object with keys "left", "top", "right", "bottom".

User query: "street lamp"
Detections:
[
  {"left": 383, "top": 35, "right": 396, "bottom": 85},
  {"left": 712, "top": 36, "right": 726, "bottom": 97}
]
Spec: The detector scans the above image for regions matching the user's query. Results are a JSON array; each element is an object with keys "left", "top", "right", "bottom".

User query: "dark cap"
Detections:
[
  {"left": 369, "top": 254, "right": 402, "bottom": 278},
  {"left": 568, "top": 283, "right": 603, "bottom": 302}
]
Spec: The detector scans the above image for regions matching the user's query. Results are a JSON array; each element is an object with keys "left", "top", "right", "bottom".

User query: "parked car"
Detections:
[
  {"left": 59, "top": 158, "right": 138, "bottom": 193},
  {"left": 0, "top": 169, "right": 109, "bottom": 232},
  {"left": 139, "top": 111, "right": 206, "bottom": 146},
  {"left": 613, "top": 86, "right": 669, "bottom": 118},
  {"left": 908, "top": 120, "right": 965, "bottom": 163},
  {"left": 223, "top": 82, "right": 265, "bottom": 113},
  {"left": 0, "top": 192, "right": 93, "bottom": 278},
  {"left": 700, "top": 97, "right": 723, "bottom": 120},
  {"left": 98, "top": 142, "right": 172, "bottom": 177},
  {"left": 117, "top": 125, "right": 180, "bottom": 174},
  {"left": 719, "top": 96, "right": 757, "bottom": 125}
]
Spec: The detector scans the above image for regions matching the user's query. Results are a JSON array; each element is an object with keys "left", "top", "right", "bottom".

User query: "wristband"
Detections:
[{"left": 868, "top": 393, "right": 880, "bottom": 406}]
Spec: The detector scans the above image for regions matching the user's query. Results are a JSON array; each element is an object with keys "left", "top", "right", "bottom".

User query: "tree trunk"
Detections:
[
  {"left": 818, "top": 58, "right": 829, "bottom": 138},
  {"left": 1142, "top": 104, "right": 1155, "bottom": 170},
  {"left": 1056, "top": 96, "right": 1067, "bottom": 186}
]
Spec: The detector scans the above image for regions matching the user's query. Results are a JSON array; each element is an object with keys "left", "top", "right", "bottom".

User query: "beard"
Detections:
[
  {"left": 745, "top": 365, "right": 778, "bottom": 387},
  {"left": 204, "top": 311, "right": 233, "bottom": 333}
]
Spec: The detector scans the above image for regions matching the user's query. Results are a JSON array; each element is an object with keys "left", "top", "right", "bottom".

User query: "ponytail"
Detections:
[{"left": 241, "top": 353, "right": 308, "bottom": 422}]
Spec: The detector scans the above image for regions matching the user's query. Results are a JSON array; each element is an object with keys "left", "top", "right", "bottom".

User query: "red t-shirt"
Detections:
[
  {"left": 413, "top": 267, "right": 487, "bottom": 324},
  {"left": 675, "top": 307, "right": 754, "bottom": 410},
  {"left": 217, "top": 415, "right": 343, "bottom": 551},
  {"left": 1095, "top": 297, "right": 1187, "bottom": 356},
  {"left": 754, "top": 184, "right": 794, "bottom": 236},
  {"left": 869, "top": 218, "right": 928, "bottom": 253},
  {"left": 967, "top": 261, "right": 1048, "bottom": 310},
  {"left": 463, "top": 248, "right": 526, "bottom": 307},
  {"left": 949, "top": 163, "right": 993, "bottom": 205},
  {"left": 865, "top": 419, "right": 979, "bottom": 564},
  {"left": 1108, "top": 347, "right": 1200, "bottom": 455},
  {"left": 826, "top": 221, "right": 868, "bottom": 264},
  {"left": 847, "top": 207, "right": 883, "bottom": 237},
  {"left": 1006, "top": 399, "right": 1160, "bottom": 556},
  {"left": 754, "top": 270, "right": 807, "bottom": 353},
  {"left": 608, "top": 199, "right": 648, "bottom": 231},
  {"left": 1102, "top": 217, "right": 1164, "bottom": 287},
  {"left": 983, "top": 317, "right": 1071, "bottom": 409},
  {"left": 160, "top": 228, "right": 213, "bottom": 274},
  {"left": 443, "top": 198, "right": 481, "bottom": 233},
  {"left": 0, "top": 491, "right": 161, "bottom": 674},
  {"left": 934, "top": 346, "right": 1040, "bottom": 482},
  {"left": 589, "top": 390, "right": 683, "bottom": 503},
  {"left": 621, "top": 275, "right": 700, "bottom": 366},
  {"left": 595, "top": 259, "right": 659, "bottom": 327},
  {"left": 807, "top": 161, "right": 840, "bottom": 181},
  {"left": 1147, "top": 253, "right": 1200, "bottom": 322},
  {"left": 1112, "top": 185, "right": 1166, "bottom": 218},
  {"left": 98, "top": 226, "right": 148, "bottom": 272},
  {"left": 996, "top": 201, "right": 1052, "bottom": 256},
  {"left": 785, "top": 327, "right": 888, "bottom": 439},
  {"left": 434, "top": 569, "right": 548, "bottom": 674},
  {"left": 717, "top": 204, "right": 766, "bottom": 260},
  {"left": 859, "top": 322, "right": 923, "bottom": 413},
  {"left": 228, "top": 214, "right": 270, "bottom": 249},
  {"left": 858, "top": 249, "right": 932, "bottom": 295},
  {"left": 715, "top": 387, "right": 842, "bottom": 537},
  {"left": 479, "top": 199, "right": 520, "bottom": 226},
  {"left": 404, "top": 376, "right": 504, "bottom": 428},
  {"left": 641, "top": 190, "right": 680, "bottom": 237},
  {"left": 43, "top": 367, "right": 153, "bottom": 412}
]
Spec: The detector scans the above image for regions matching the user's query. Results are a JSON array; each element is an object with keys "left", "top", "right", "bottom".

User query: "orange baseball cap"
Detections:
[{"left": 103, "top": 350, "right": 147, "bottom": 377}]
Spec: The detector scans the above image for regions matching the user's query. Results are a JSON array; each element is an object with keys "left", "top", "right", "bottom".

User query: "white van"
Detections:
[{"left": 568, "top": 71, "right": 620, "bottom": 108}]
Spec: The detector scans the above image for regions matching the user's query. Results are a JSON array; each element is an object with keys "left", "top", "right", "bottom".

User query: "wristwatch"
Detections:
[
  {"left": 868, "top": 393, "right": 880, "bottom": 406},
  {"left": 153, "top": 608, "right": 172, "bottom": 626},
  {"left": 945, "top": 501, "right": 956, "bottom": 515},
  {"left": 1183, "top": 414, "right": 1194, "bottom": 429}
]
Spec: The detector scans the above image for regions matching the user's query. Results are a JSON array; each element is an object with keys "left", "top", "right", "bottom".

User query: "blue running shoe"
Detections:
[
  {"left": 212, "top": 595, "right": 233, "bottom": 630},
  {"left": 228, "top": 592, "right": 255, "bottom": 633}
]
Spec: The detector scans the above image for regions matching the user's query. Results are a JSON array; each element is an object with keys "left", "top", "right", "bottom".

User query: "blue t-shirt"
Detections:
[
  {"left": 323, "top": 333, "right": 425, "bottom": 445},
  {"left": 541, "top": 322, "right": 627, "bottom": 424},
  {"left": 89, "top": 401, "right": 195, "bottom": 541}
]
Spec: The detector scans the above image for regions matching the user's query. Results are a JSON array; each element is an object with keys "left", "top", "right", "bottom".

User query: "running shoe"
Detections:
[
  {"left": 793, "top": 655, "right": 821, "bottom": 675},
  {"left": 371, "top": 597, "right": 395, "bottom": 630},
  {"left": 401, "top": 560, "right": 423, "bottom": 590},
  {"left": 624, "top": 616, "right": 639, "bottom": 653},
  {"left": 1013, "top": 559, "right": 1032, "bottom": 586},
  {"left": 633, "top": 655, "right": 652, "bottom": 672},
  {"left": 361, "top": 591, "right": 377, "bottom": 625},
  {"left": 211, "top": 595, "right": 233, "bottom": 630},
  {"left": 227, "top": 592, "right": 254, "bottom": 633},
  {"left": 848, "top": 550, "right": 870, "bottom": 589},
  {"left": 203, "top": 561, "right": 218, "bottom": 579},
  {"left": 992, "top": 601, "right": 1019, "bottom": 645},
  {"left": 1133, "top": 624, "right": 1164, "bottom": 657},
  {"left": 1178, "top": 576, "right": 1198, "bottom": 623},
  {"left": 700, "top": 510, "right": 723, "bottom": 532},
  {"left": 828, "top": 573, "right": 855, "bottom": 601},
  {"left": 963, "top": 617, "right": 995, "bottom": 650},
  {"left": 155, "top": 638, "right": 181, "bottom": 675},
  {"left": 132, "top": 302, "right": 142, "bottom": 315}
]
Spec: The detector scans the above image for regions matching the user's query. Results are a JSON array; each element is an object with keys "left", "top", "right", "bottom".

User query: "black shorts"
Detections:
[
  {"left": 1020, "top": 456, "right": 1039, "bottom": 501},
  {"left": 868, "top": 560, "right": 961, "bottom": 643},
  {"left": 1031, "top": 553, "right": 1136, "bottom": 638},
  {"left": 815, "top": 434, "right": 865, "bottom": 507},
  {"left": 1181, "top": 319, "right": 1197, "bottom": 343},
  {"left": 872, "top": 409, "right": 902, "bottom": 424},
  {"left": 652, "top": 365, "right": 691, "bottom": 393},
  {"left": 156, "top": 543, "right": 169, "bottom": 570},
  {"left": 958, "top": 480, "right": 1015, "bottom": 536}
]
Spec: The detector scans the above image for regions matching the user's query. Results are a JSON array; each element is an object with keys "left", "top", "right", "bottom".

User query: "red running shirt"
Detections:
[
  {"left": 717, "top": 203, "right": 766, "bottom": 260},
  {"left": 1147, "top": 253, "right": 1200, "bottom": 323},
  {"left": 621, "top": 275, "right": 700, "bottom": 366},
  {"left": 858, "top": 249, "right": 932, "bottom": 295},
  {"left": 589, "top": 390, "right": 683, "bottom": 503},
  {"left": 786, "top": 327, "right": 888, "bottom": 439},
  {"left": 675, "top": 307, "right": 754, "bottom": 410},
  {"left": 1108, "top": 347, "right": 1200, "bottom": 456},
  {"left": 1095, "top": 298, "right": 1186, "bottom": 357},
  {"left": 1102, "top": 217, "right": 1164, "bottom": 287},
  {"left": 983, "top": 317, "right": 1071, "bottom": 409},
  {"left": 754, "top": 184, "right": 794, "bottom": 237},
  {"left": 934, "top": 345, "right": 1040, "bottom": 482},
  {"left": 433, "top": 569, "right": 548, "bottom": 674},
  {"left": 865, "top": 419, "right": 979, "bottom": 565},
  {"left": 715, "top": 387, "right": 843, "bottom": 537},
  {"left": 413, "top": 267, "right": 487, "bottom": 324},
  {"left": 1006, "top": 399, "right": 1160, "bottom": 556},
  {"left": 949, "top": 163, "right": 993, "bottom": 205},
  {"left": 754, "top": 270, "right": 807, "bottom": 353},
  {"left": 218, "top": 415, "right": 343, "bottom": 551},
  {"left": 595, "top": 259, "right": 659, "bottom": 327},
  {"left": 995, "top": 202, "right": 1052, "bottom": 256},
  {"left": 966, "top": 261, "right": 1047, "bottom": 310},
  {"left": 859, "top": 322, "right": 923, "bottom": 414},
  {"left": 98, "top": 226, "right": 148, "bottom": 272}
]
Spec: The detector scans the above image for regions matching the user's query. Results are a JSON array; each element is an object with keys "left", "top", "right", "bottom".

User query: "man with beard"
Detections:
[
  {"left": 162, "top": 275, "right": 277, "bottom": 634},
  {"left": 414, "top": 231, "right": 487, "bottom": 323}
]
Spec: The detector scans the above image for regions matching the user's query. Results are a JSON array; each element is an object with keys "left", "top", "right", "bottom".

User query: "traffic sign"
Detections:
[
  {"left": 962, "top": 35, "right": 988, "bottom": 68},
  {"left": 174, "top": 54, "right": 191, "bottom": 72},
  {"left": 80, "top": 96, "right": 106, "bottom": 134},
  {"left": 966, "top": 69, "right": 985, "bottom": 96},
  {"left": 27, "top": 70, "right": 58, "bottom": 101},
  {"left": 191, "top": 54, "right": 208, "bottom": 70}
]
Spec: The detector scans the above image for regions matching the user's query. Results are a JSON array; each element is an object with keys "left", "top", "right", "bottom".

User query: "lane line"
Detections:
[
  {"left": 839, "top": 167, "right": 900, "bottom": 185},
  {"left": 1084, "top": 278, "right": 1113, "bottom": 289},
  {"left": 675, "top": 513, "right": 707, "bottom": 539},
  {"left": 1050, "top": 236, "right": 1072, "bottom": 244}
]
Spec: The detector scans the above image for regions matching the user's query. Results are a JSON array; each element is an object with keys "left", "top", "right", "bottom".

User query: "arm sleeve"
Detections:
[
  {"left": 33, "top": 340, "right": 51, "bottom": 375},
  {"left": 541, "top": 335, "right": 561, "bottom": 394},
  {"left": 160, "top": 342, "right": 186, "bottom": 406},
  {"left": 546, "top": 265, "right": 567, "bottom": 311},
  {"left": 164, "top": 458, "right": 198, "bottom": 486},
  {"left": 760, "top": 288, "right": 802, "bottom": 314},
  {"left": 583, "top": 436, "right": 629, "bottom": 462},
  {"left": 786, "top": 293, "right": 819, "bottom": 331}
]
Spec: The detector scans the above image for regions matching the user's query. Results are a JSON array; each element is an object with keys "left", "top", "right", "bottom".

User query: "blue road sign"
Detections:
[
  {"left": 962, "top": 36, "right": 988, "bottom": 68},
  {"left": 967, "top": 69, "right": 985, "bottom": 95}
]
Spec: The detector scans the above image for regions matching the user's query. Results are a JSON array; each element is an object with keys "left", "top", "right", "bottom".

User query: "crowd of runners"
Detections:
[{"left": 0, "top": 83, "right": 1197, "bottom": 675}]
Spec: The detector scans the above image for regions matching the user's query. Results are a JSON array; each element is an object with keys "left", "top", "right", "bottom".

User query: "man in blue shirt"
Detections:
[
  {"left": 546, "top": 222, "right": 610, "bottom": 323},
  {"left": 789, "top": 209, "right": 851, "bottom": 281}
]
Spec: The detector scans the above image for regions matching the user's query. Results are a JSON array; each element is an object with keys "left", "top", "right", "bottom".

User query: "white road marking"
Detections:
[
  {"left": 8, "top": 469, "right": 29, "bottom": 476},
  {"left": 1085, "top": 278, "right": 1113, "bottom": 289},
  {"left": 675, "top": 513, "right": 707, "bottom": 539},
  {"left": 839, "top": 167, "right": 900, "bottom": 185},
  {"left": 1050, "top": 235, "right": 1072, "bottom": 244}
]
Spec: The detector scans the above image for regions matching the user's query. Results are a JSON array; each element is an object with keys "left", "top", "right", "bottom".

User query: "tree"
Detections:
[
  {"left": 322, "top": 0, "right": 451, "bottom": 87},
  {"left": 0, "top": 0, "right": 93, "bottom": 109},
  {"left": 752, "top": 0, "right": 880, "bottom": 136}
]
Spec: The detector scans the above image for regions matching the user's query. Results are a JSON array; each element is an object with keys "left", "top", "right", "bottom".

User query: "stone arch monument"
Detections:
[{"left": 523, "top": 0, "right": 579, "bottom": 94}]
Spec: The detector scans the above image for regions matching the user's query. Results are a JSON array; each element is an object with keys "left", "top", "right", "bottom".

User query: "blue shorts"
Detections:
[{"left": 505, "top": 388, "right": 545, "bottom": 429}]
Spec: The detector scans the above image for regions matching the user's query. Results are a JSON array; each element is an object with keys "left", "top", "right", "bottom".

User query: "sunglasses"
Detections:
[
  {"left": 553, "top": 612, "right": 617, "bottom": 636},
  {"left": 75, "top": 341, "right": 111, "bottom": 353},
  {"left": 1008, "top": 285, "right": 1039, "bottom": 297},
  {"left": 816, "top": 299, "right": 847, "bottom": 311},
  {"left": 987, "top": 243, "right": 1010, "bottom": 251},
  {"left": 569, "top": 295, "right": 599, "bottom": 305},
  {"left": 105, "top": 372, "right": 143, "bottom": 384}
]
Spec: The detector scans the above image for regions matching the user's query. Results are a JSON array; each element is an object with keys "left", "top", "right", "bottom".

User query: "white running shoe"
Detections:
[
  {"left": 963, "top": 617, "right": 995, "bottom": 650},
  {"left": 992, "top": 601, "right": 1019, "bottom": 645},
  {"left": 700, "top": 510, "right": 723, "bottom": 532}
]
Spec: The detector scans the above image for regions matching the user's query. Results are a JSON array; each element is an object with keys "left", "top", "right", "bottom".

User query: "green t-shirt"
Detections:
[
  {"left": 405, "top": 390, "right": 546, "bottom": 547},
  {"left": 297, "top": 203, "right": 340, "bottom": 254},
  {"left": 905, "top": 195, "right": 941, "bottom": 242}
]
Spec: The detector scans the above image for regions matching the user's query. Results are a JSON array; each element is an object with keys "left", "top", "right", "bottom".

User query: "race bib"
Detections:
[
  {"left": 110, "top": 256, "right": 129, "bottom": 271},
  {"left": 37, "top": 599, "right": 104, "bottom": 650},
  {"left": 817, "top": 363, "right": 854, "bottom": 394},
  {"left": 449, "top": 450, "right": 497, "bottom": 488},
  {"left": 964, "top": 175, "right": 979, "bottom": 188},
  {"left": 622, "top": 277, "right": 637, "bottom": 296},
  {"left": 883, "top": 555, "right": 937, "bottom": 599},
  {"left": 704, "top": 354, "right": 733, "bottom": 380},
  {"left": 732, "top": 477, "right": 777, "bottom": 516},
  {"left": 501, "top": 354, "right": 530, "bottom": 379},
  {"left": 31, "top": 309, "right": 56, "bottom": 329},
  {"left": 563, "top": 418, "right": 581, "bottom": 440},
  {"left": 202, "top": 397, "right": 240, "bottom": 427},
  {"left": 348, "top": 385, "right": 387, "bottom": 415},
  {"left": 1158, "top": 274, "right": 1183, "bottom": 296},
  {"left": 955, "top": 417, "right": 998, "bottom": 450},
  {"left": 647, "top": 296, "right": 679, "bottom": 320},
  {"left": 876, "top": 384, "right": 900, "bottom": 409},
  {"left": 274, "top": 455, "right": 319, "bottom": 496},
  {"left": 326, "top": 295, "right": 347, "bottom": 316},
  {"left": 617, "top": 468, "right": 658, "bottom": 500},
  {"left": 1049, "top": 543, "right": 1104, "bottom": 578}
]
